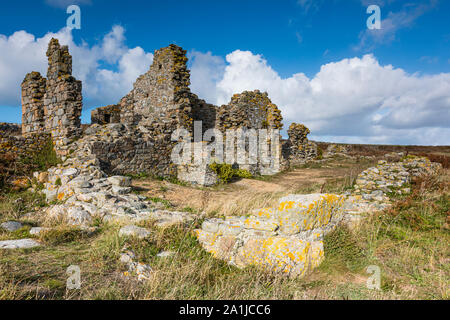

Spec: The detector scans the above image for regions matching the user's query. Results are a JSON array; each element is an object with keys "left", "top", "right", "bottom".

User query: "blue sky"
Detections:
[{"left": 0, "top": 0, "right": 449, "bottom": 145}]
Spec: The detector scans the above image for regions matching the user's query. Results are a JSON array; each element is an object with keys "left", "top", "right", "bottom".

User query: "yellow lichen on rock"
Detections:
[{"left": 195, "top": 193, "right": 345, "bottom": 278}]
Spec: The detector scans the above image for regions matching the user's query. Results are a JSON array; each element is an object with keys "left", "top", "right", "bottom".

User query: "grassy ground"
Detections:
[{"left": 0, "top": 154, "right": 448, "bottom": 300}]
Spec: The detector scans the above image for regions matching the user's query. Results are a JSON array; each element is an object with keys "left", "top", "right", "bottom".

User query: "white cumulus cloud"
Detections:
[
  {"left": 189, "top": 50, "right": 450, "bottom": 145},
  {"left": 1, "top": 25, "right": 448, "bottom": 145},
  {"left": 0, "top": 25, "right": 153, "bottom": 112}
]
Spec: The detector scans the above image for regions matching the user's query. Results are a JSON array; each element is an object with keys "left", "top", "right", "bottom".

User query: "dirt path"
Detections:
[{"left": 132, "top": 158, "right": 374, "bottom": 217}]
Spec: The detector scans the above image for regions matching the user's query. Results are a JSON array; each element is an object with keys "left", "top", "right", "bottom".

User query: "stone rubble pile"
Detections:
[
  {"left": 35, "top": 124, "right": 195, "bottom": 228},
  {"left": 119, "top": 248, "right": 153, "bottom": 282},
  {"left": 353, "top": 156, "right": 442, "bottom": 201}
]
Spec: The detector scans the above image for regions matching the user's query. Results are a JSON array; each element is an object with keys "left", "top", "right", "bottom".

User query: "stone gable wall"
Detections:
[
  {"left": 118, "top": 44, "right": 192, "bottom": 130},
  {"left": 20, "top": 38, "right": 82, "bottom": 157},
  {"left": 216, "top": 90, "right": 283, "bottom": 131}
]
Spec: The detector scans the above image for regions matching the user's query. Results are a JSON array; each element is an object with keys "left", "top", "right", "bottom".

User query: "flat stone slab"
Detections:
[
  {"left": 0, "top": 239, "right": 41, "bottom": 249},
  {"left": 1, "top": 221, "right": 23, "bottom": 232},
  {"left": 119, "top": 225, "right": 151, "bottom": 239},
  {"left": 108, "top": 176, "right": 132, "bottom": 187},
  {"left": 29, "top": 227, "right": 50, "bottom": 235}
]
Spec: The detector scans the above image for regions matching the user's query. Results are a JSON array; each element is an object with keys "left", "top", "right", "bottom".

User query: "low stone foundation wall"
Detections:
[
  {"left": 1, "top": 129, "right": 50, "bottom": 159},
  {"left": 353, "top": 156, "right": 443, "bottom": 200},
  {"left": 195, "top": 193, "right": 345, "bottom": 277}
]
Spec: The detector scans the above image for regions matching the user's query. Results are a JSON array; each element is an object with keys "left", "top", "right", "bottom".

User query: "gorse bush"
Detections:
[
  {"left": 315, "top": 146, "right": 323, "bottom": 160},
  {"left": 209, "top": 162, "right": 253, "bottom": 183}
]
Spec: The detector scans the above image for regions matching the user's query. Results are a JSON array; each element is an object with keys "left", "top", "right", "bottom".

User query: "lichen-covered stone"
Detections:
[
  {"left": 0, "top": 239, "right": 41, "bottom": 249},
  {"left": 195, "top": 193, "right": 345, "bottom": 277}
]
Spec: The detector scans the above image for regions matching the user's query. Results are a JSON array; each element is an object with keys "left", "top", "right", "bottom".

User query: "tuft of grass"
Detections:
[
  {"left": 182, "top": 207, "right": 197, "bottom": 214},
  {"left": 315, "top": 146, "right": 323, "bottom": 160},
  {"left": 147, "top": 197, "right": 172, "bottom": 209},
  {"left": 0, "top": 190, "right": 47, "bottom": 220},
  {"left": 125, "top": 172, "right": 151, "bottom": 180},
  {"left": 321, "top": 225, "right": 369, "bottom": 274},
  {"left": 39, "top": 226, "right": 85, "bottom": 245},
  {"left": 27, "top": 138, "right": 61, "bottom": 171}
]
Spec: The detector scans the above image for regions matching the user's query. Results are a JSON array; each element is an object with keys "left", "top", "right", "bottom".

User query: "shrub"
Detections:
[
  {"left": 209, "top": 162, "right": 253, "bottom": 183},
  {"left": 209, "top": 163, "right": 235, "bottom": 183},
  {"left": 315, "top": 146, "right": 323, "bottom": 160}
]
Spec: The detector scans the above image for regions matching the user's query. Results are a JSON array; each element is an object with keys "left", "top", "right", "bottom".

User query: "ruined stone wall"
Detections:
[
  {"left": 283, "top": 123, "right": 318, "bottom": 166},
  {"left": 0, "top": 123, "right": 21, "bottom": 137},
  {"left": 88, "top": 44, "right": 225, "bottom": 178},
  {"left": 83, "top": 43, "right": 315, "bottom": 184},
  {"left": 20, "top": 38, "right": 82, "bottom": 157},
  {"left": 43, "top": 39, "right": 82, "bottom": 155},
  {"left": 216, "top": 90, "right": 283, "bottom": 131},
  {"left": 86, "top": 123, "right": 178, "bottom": 177},
  {"left": 213, "top": 91, "right": 284, "bottom": 175},
  {"left": 17, "top": 39, "right": 322, "bottom": 186},
  {"left": 119, "top": 44, "right": 192, "bottom": 129},
  {"left": 0, "top": 123, "right": 52, "bottom": 189},
  {"left": 91, "top": 104, "right": 121, "bottom": 125},
  {"left": 0, "top": 129, "right": 51, "bottom": 161},
  {"left": 21, "top": 72, "right": 46, "bottom": 136},
  {"left": 85, "top": 44, "right": 197, "bottom": 177},
  {"left": 190, "top": 94, "right": 217, "bottom": 136}
]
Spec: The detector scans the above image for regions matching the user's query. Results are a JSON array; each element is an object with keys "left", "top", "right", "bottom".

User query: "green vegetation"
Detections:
[
  {"left": 38, "top": 226, "right": 86, "bottom": 245},
  {"left": 209, "top": 162, "right": 252, "bottom": 183},
  {"left": 147, "top": 197, "right": 172, "bottom": 209},
  {"left": 1, "top": 136, "right": 60, "bottom": 192},
  {"left": 24, "top": 138, "right": 61, "bottom": 171},
  {"left": 315, "top": 146, "right": 323, "bottom": 160},
  {"left": 0, "top": 190, "right": 47, "bottom": 221}
]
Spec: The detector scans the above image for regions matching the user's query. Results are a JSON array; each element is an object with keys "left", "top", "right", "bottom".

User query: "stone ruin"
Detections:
[
  {"left": 21, "top": 39, "right": 82, "bottom": 156},
  {"left": 19, "top": 39, "right": 318, "bottom": 186},
  {"left": 2, "top": 38, "right": 443, "bottom": 279}
]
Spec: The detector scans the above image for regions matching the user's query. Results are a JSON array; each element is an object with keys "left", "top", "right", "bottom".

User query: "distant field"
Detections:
[{"left": 315, "top": 142, "right": 450, "bottom": 168}]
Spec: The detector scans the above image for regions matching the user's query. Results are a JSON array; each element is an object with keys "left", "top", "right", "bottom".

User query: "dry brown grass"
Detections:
[{"left": 0, "top": 155, "right": 448, "bottom": 300}]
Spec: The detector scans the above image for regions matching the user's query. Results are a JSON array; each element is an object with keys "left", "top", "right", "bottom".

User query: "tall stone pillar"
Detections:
[
  {"left": 21, "top": 72, "right": 46, "bottom": 136},
  {"left": 43, "top": 38, "right": 82, "bottom": 155}
]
